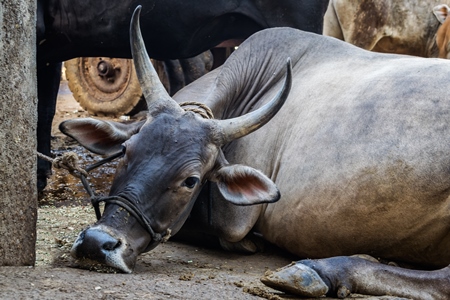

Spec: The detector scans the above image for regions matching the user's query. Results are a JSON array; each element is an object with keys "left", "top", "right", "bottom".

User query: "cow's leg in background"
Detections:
[{"left": 37, "top": 61, "right": 61, "bottom": 191}]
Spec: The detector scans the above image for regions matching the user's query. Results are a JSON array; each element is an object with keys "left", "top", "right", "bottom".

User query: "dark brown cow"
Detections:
[{"left": 37, "top": 0, "right": 329, "bottom": 191}]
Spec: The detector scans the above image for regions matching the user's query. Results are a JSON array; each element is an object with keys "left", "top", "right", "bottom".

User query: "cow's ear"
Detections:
[
  {"left": 211, "top": 163, "right": 280, "bottom": 206},
  {"left": 433, "top": 4, "right": 450, "bottom": 23},
  {"left": 59, "top": 118, "right": 145, "bottom": 155}
]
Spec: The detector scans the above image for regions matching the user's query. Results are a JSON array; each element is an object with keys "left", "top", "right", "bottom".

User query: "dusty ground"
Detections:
[{"left": 0, "top": 81, "right": 404, "bottom": 299}]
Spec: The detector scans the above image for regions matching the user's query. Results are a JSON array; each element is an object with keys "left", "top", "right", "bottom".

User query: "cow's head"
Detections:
[
  {"left": 61, "top": 6, "right": 292, "bottom": 273},
  {"left": 434, "top": 4, "right": 450, "bottom": 59}
]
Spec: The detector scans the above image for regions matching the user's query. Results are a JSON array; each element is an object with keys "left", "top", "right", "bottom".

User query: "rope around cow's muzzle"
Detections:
[
  {"left": 38, "top": 150, "right": 171, "bottom": 248},
  {"left": 90, "top": 195, "right": 172, "bottom": 249}
]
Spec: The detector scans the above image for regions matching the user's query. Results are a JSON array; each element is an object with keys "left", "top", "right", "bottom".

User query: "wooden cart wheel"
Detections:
[{"left": 65, "top": 57, "right": 142, "bottom": 117}]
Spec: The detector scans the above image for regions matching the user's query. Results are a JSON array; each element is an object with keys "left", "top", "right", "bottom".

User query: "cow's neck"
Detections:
[{"left": 204, "top": 55, "right": 291, "bottom": 121}]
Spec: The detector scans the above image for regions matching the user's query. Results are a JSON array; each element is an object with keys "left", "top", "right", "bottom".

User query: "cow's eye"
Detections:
[
  {"left": 121, "top": 145, "right": 127, "bottom": 154},
  {"left": 182, "top": 177, "right": 199, "bottom": 189}
]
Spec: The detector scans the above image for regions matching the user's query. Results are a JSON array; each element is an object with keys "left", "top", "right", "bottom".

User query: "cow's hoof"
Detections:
[{"left": 260, "top": 262, "right": 328, "bottom": 297}]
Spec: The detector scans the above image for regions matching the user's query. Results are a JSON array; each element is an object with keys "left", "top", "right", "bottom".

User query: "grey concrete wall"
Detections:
[{"left": 0, "top": 0, "right": 38, "bottom": 265}]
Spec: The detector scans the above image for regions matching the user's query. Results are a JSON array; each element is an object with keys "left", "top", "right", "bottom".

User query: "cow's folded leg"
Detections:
[
  {"left": 261, "top": 256, "right": 450, "bottom": 299},
  {"left": 218, "top": 233, "right": 265, "bottom": 253}
]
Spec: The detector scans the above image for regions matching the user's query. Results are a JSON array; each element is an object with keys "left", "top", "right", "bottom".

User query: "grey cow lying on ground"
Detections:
[{"left": 60, "top": 7, "right": 450, "bottom": 299}]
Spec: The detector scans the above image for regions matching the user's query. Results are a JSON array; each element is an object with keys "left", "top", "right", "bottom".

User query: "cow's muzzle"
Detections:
[
  {"left": 71, "top": 151, "right": 172, "bottom": 272},
  {"left": 71, "top": 224, "right": 135, "bottom": 273},
  {"left": 70, "top": 194, "right": 172, "bottom": 272}
]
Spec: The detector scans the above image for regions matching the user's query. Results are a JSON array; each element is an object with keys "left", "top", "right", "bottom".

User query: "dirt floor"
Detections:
[{"left": 0, "top": 81, "right": 405, "bottom": 299}]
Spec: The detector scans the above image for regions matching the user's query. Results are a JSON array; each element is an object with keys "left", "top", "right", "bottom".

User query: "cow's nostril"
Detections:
[
  {"left": 102, "top": 239, "right": 122, "bottom": 251},
  {"left": 73, "top": 228, "right": 123, "bottom": 258}
]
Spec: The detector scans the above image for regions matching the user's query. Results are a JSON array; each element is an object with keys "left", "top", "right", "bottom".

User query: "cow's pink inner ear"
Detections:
[
  {"left": 214, "top": 164, "right": 280, "bottom": 206},
  {"left": 59, "top": 118, "right": 138, "bottom": 155},
  {"left": 69, "top": 124, "right": 119, "bottom": 147}
]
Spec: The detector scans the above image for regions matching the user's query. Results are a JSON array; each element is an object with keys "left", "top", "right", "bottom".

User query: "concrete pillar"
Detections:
[{"left": 0, "top": 0, "right": 38, "bottom": 266}]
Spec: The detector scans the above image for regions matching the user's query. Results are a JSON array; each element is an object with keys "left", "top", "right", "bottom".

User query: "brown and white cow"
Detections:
[
  {"left": 60, "top": 7, "right": 450, "bottom": 299},
  {"left": 436, "top": 4, "right": 450, "bottom": 58},
  {"left": 323, "top": 0, "right": 450, "bottom": 58}
]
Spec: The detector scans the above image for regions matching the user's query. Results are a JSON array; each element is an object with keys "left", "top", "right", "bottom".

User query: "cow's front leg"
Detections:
[
  {"left": 261, "top": 256, "right": 450, "bottom": 299},
  {"left": 37, "top": 61, "right": 61, "bottom": 191},
  {"left": 182, "top": 182, "right": 264, "bottom": 253}
]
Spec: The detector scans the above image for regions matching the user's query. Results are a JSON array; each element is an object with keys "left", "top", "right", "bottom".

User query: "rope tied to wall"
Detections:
[{"left": 37, "top": 151, "right": 88, "bottom": 178}]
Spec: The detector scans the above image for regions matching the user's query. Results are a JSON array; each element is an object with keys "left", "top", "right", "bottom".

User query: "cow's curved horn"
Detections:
[
  {"left": 130, "top": 6, "right": 175, "bottom": 111},
  {"left": 217, "top": 58, "right": 292, "bottom": 144}
]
